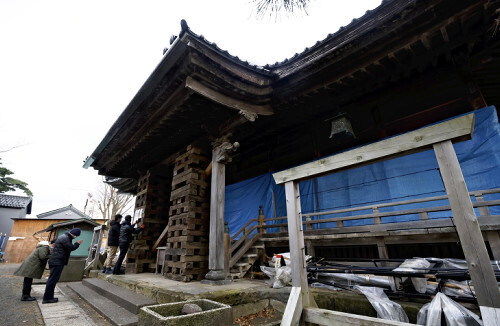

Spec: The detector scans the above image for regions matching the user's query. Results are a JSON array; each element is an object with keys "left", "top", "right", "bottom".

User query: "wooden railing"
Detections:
[
  {"left": 261, "top": 188, "right": 500, "bottom": 237},
  {"left": 227, "top": 188, "right": 500, "bottom": 266},
  {"left": 228, "top": 216, "right": 266, "bottom": 268}
]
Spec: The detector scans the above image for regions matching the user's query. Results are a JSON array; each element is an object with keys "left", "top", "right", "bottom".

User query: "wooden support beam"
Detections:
[
  {"left": 282, "top": 181, "right": 317, "bottom": 325},
  {"left": 273, "top": 113, "right": 474, "bottom": 184},
  {"left": 152, "top": 225, "right": 169, "bottom": 251},
  {"left": 185, "top": 76, "right": 273, "bottom": 116},
  {"left": 303, "top": 307, "right": 413, "bottom": 326},
  {"left": 376, "top": 237, "right": 389, "bottom": 259},
  {"left": 440, "top": 26, "right": 450, "bottom": 42},
  {"left": 434, "top": 140, "right": 500, "bottom": 324},
  {"left": 281, "top": 287, "right": 303, "bottom": 326}
]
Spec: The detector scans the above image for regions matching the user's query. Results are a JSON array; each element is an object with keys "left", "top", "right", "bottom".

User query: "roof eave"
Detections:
[{"left": 84, "top": 36, "right": 190, "bottom": 170}]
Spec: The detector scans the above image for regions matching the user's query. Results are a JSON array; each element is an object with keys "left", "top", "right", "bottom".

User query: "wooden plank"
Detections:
[
  {"left": 261, "top": 217, "right": 500, "bottom": 244},
  {"left": 263, "top": 200, "right": 500, "bottom": 232},
  {"left": 303, "top": 307, "right": 414, "bottom": 326},
  {"left": 434, "top": 140, "right": 500, "bottom": 313},
  {"left": 281, "top": 287, "right": 303, "bottom": 326},
  {"left": 273, "top": 113, "right": 474, "bottom": 184},
  {"left": 152, "top": 225, "right": 169, "bottom": 251},
  {"left": 479, "top": 307, "right": 500, "bottom": 326},
  {"left": 285, "top": 181, "right": 316, "bottom": 310}
]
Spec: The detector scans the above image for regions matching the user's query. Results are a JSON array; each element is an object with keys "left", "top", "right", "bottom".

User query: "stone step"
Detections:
[
  {"left": 67, "top": 282, "right": 138, "bottom": 326},
  {"left": 82, "top": 278, "right": 156, "bottom": 314}
]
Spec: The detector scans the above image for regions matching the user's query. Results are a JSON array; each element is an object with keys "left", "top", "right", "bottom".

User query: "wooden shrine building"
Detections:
[{"left": 84, "top": 0, "right": 500, "bottom": 286}]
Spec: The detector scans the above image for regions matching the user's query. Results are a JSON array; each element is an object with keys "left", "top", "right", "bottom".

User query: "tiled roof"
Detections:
[
  {"left": 0, "top": 194, "right": 32, "bottom": 209},
  {"left": 176, "top": 0, "right": 405, "bottom": 70},
  {"left": 36, "top": 204, "right": 91, "bottom": 219}
]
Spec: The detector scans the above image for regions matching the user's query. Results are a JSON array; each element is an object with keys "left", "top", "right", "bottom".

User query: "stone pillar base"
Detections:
[
  {"left": 201, "top": 279, "right": 232, "bottom": 286},
  {"left": 201, "top": 270, "right": 231, "bottom": 285}
]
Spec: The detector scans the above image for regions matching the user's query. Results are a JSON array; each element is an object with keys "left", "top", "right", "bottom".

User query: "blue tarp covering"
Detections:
[{"left": 224, "top": 106, "right": 500, "bottom": 238}]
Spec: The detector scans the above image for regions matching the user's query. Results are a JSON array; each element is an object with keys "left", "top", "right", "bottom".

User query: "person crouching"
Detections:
[
  {"left": 42, "top": 228, "right": 83, "bottom": 304},
  {"left": 14, "top": 240, "right": 52, "bottom": 301}
]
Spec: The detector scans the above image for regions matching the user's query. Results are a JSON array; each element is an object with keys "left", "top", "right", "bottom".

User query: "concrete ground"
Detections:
[
  {"left": 0, "top": 263, "right": 112, "bottom": 326},
  {"left": 94, "top": 271, "right": 427, "bottom": 324}
]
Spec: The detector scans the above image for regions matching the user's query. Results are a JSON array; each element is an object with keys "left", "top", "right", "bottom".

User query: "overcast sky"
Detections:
[{"left": 0, "top": 0, "right": 381, "bottom": 217}]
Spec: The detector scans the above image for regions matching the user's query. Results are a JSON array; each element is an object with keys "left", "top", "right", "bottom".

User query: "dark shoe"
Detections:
[
  {"left": 21, "top": 295, "right": 36, "bottom": 301},
  {"left": 42, "top": 298, "right": 58, "bottom": 304},
  {"left": 101, "top": 266, "right": 107, "bottom": 273},
  {"left": 105, "top": 268, "right": 113, "bottom": 274}
]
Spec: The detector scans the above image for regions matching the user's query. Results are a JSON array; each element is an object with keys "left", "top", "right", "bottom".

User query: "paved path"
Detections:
[
  {"left": 0, "top": 263, "right": 111, "bottom": 326},
  {"left": 0, "top": 263, "right": 44, "bottom": 326},
  {"left": 31, "top": 284, "right": 98, "bottom": 326}
]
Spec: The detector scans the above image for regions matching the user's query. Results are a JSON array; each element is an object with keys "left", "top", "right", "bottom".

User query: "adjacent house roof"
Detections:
[
  {"left": 34, "top": 218, "right": 101, "bottom": 235},
  {"left": 0, "top": 194, "right": 32, "bottom": 214},
  {"left": 36, "top": 204, "right": 94, "bottom": 220}
]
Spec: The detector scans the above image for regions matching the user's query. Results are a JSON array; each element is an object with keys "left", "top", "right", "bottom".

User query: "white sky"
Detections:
[{"left": 0, "top": 0, "right": 381, "bottom": 217}]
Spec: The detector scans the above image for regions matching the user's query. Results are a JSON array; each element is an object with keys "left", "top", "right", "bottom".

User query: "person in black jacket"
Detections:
[
  {"left": 102, "top": 214, "right": 122, "bottom": 274},
  {"left": 112, "top": 215, "right": 144, "bottom": 275},
  {"left": 42, "top": 228, "right": 82, "bottom": 304}
]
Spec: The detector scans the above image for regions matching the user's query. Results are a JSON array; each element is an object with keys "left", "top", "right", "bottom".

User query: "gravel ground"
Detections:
[{"left": 0, "top": 263, "right": 44, "bottom": 326}]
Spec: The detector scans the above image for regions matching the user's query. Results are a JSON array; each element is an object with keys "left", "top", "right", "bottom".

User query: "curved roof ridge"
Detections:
[
  {"left": 175, "top": 19, "right": 271, "bottom": 72},
  {"left": 171, "top": 1, "right": 409, "bottom": 73},
  {"left": 266, "top": 0, "right": 411, "bottom": 70}
]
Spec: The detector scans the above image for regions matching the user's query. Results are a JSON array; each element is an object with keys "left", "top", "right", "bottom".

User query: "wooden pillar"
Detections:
[
  {"left": 306, "top": 240, "right": 315, "bottom": 257},
  {"left": 434, "top": 140, "right": 500, "bottom": 324},
  {"left": 487, "top": 231, "right": 500, "bottom": 262},
  {"left": 476, "top": 194, "right": 500, "bottom": 261},
  {"left": 282, "top": 181, "right": 316, "bottom": 326},
  {"left": 376, "top": 236, "right": 389, "bottom": 258},
  {"left": 224, "top": 223, "right": 230, "bottom": 279},
  {"left": 258, "top": 205, "right": 265, "bottom": 234},
  {"left": 204, "top": 141, "right": 238, "bottom": 284}
]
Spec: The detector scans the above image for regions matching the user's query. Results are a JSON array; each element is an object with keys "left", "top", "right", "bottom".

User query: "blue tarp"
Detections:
[{"left": 224, "top": 106, "right": 500, "bottom": 238}]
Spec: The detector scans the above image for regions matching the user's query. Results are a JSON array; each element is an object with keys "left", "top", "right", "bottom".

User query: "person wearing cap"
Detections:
[
  {"left": 14, "top": 240, "right": 52, "bottom": 301},
  {"left": 102, "top": 214, "right": 122, "bottom": 274},
  {"left": 112, "top": 215, "right": 144, "bottom": 275},
  {"left": 42, "top": 228, "right": 83, "bottom": 304}
]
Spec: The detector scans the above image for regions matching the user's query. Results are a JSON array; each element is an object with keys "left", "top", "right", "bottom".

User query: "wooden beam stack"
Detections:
[
  {"left": 127, "top": 170, "right": 172, "bottom": 273},
  {"left": 164, "top": 145, "right": 210, "bottom": 282}
]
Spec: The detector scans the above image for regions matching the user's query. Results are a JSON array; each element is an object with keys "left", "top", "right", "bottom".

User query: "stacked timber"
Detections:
[
  {"left": 164, "top": 145, "right": 210, "bottom": 282},
  {"left": 127, "top": 171, "right": 172, "bottom": 273}
]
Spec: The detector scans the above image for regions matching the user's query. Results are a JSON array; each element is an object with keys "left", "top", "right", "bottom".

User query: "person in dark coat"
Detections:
[
  {"left": 112, "top": 215, "right": 144, "bottom": 275},
  {"left": 14, "top": 241, "right": 51, "bottom": 301},
  {"left": 42, "top": 228, "right": 82, "bottom": 304},
  {"left": 102, "top": 214, "right": 122, "bottom": 274}
]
